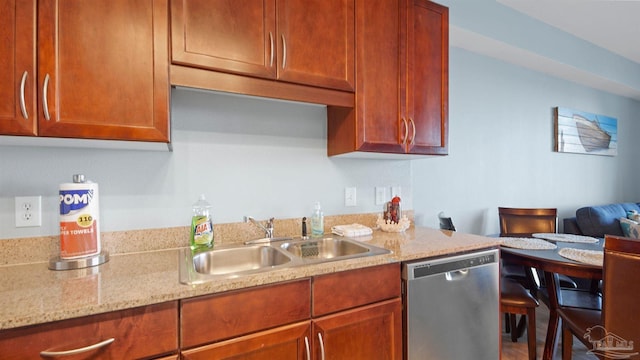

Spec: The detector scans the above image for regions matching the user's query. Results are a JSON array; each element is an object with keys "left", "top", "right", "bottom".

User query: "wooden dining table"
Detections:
[{"left": 500, "top": 235, "right": 604, "bottom": 360}]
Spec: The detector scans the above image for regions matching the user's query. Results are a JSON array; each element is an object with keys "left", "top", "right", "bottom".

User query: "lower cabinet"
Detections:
[
  {"left": 181, "top": 321, "right": 312, "bottom": 360},
  {"left": 0, "top": 301, "right": 179, "bottom": 360},
  {"left": 182, "top": 298, "right": 402, "bottom": 360},
  {"left": 180, "top": 263, "right": 402, "bottom": 360},
  {"left": 312, "top": 299, "right": 402, "bottom": 360}
]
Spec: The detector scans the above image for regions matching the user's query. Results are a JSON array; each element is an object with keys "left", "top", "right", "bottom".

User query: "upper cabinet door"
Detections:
[
  {"left": 405, "top": 0, "right": 448, "bottom": 155},
  {"left": 0, "top": 0, "right": 37, "bottom": 136},
  {"left": 276, "top": 0, "right": 354, "bottom": 91},
  {"left": 327, "top": 0, "right": 404, "bottom": 156},
  {"left": 37, "top": 0, "right": 170, "bottom": 142},
  {"left": 171, "top": 0, "right": 277, "bottom": 79},
  {"left": 170, "top": 0, "right": 354, "bottom": 92}
]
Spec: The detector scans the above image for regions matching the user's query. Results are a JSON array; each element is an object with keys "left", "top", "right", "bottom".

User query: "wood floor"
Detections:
[{"left": 501, "top": 303, "right": 597, "bottom": 360}]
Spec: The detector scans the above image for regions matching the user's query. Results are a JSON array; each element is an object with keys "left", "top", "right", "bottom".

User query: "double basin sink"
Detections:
[{"left": 179, "top": 237, "right": 391, "bottom": 284}]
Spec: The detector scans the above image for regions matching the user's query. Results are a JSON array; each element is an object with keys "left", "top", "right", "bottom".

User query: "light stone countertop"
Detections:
[{"left": 0, "top": 226, "right": 498, "bottom": 331}]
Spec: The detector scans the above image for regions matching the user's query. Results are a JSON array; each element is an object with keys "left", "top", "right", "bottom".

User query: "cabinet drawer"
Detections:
[
  {"left": 0, "top": 301, "right": 178, "bottom": 360},
  {"left": 181, "top": 321, "right": 311, "bottom": 360},
  {"left": 312, "top": 263, "right": 400, "bottom": 317},
  {"left": 181, "top": 279, "right": 311, "bottom": 349}
]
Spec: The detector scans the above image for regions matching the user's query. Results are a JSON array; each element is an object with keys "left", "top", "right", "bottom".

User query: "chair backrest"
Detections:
[
  {"left": 498, "top": 207, "right": 557, "bottom": 237},
  {"left": 602, "top": 235, "right": 640, "bottom": 349},
  {"left": 438, "top": 212, "right": 456, "bottom": 231}
]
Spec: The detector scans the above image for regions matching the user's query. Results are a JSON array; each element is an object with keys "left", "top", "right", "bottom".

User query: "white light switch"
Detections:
[{"left": 345, "top": 187, "right": 357, "bottom": 207}]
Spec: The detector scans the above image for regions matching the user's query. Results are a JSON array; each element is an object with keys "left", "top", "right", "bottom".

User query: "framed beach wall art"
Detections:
[{"left": 554, "top": 107, "right": 618, "bottom": 156}]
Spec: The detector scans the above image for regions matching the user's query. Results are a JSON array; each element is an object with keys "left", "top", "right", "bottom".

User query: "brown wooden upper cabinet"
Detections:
[
  {"left": 171, "top": 0, "right": 355, "bottom": 92},
  {"left": 328, "top": 0, "right": 448, "bottom": 157},
  {"left": 1, "top": 0, "right": 170, "bottom": 142},
  {"left": 0, "top": 0, "right": 37, "bottom": 136}
]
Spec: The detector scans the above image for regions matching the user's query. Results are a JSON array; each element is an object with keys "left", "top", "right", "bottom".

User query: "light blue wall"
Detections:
[
  {"left": 0, "top": 89, "right": 411, "bottom": 240},
  {"left": 412, "top": 48, "right": 640, "bottom": 235}
]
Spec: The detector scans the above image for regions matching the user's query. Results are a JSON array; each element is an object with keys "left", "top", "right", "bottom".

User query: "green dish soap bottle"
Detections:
[{"left": 190, "top": 194, "right": 214, "bottom": 251}]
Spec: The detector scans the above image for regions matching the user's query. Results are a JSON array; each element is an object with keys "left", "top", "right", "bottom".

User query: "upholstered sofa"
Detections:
[{"left": 563, "top": 202, "right": 640, "bottom": 237}]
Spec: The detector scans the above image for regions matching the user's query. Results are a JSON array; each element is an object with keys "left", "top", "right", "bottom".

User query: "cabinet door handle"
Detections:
[
  {"left": 269, "top": 32, "right": 274, "bottom": 67},
  {"left": 281, "top": 34, "right": 287, "bottom": 69},
  {"left": 42, "top": 73, "right": 51, "bottom": 121},
  {"left": 40, "top": 338, "right": 115, "bottom": 357},
  {"left": 19, "top": 71, "right": 29, "bottom": 120},
  {"left": 401, "top": 117, "right": 409, "bottom": 145},
  {"left": 304, "top": 336, "right": 311, "bottom": 360},
  {"left": 409, "top": 118, "right": 416, "bottom": 145},
  {"left": 318, "top": 332, "right": 325, "bottom": 360}
]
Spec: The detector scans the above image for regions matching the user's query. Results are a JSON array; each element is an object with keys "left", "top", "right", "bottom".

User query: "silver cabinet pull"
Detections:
[
  {"left": 40, "top": 338, "right": 115, "bottom": 357},
  {"left": 281, "top": 34, "right": 287, "bottom": 69},
  {"left": 19, "top": 71, "right": 28, "bottom": 119},
  {"left": 304, "top": 336, "right": 311, "bottom": 360},
  {"left": 409, "top": 118, "right": 416, "bottom": 145},
  {"left": 269, "top": 32, "right": 274, "bottom": 67},
  {"left": 318, "top": 332, "right": 325, "bottom": 360},
  {"left": 43, "top": 73, "right": 51, "bottom": 121},
  {"left": 401, "top": 117, "right": 409, "bottom": 145}
]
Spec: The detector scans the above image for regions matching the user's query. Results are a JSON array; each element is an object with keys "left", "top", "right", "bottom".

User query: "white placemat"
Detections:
[
  {"left": 558, "top": 248, "right": 603, "bottom": 266},
  {"left": 501, "top": 237, "right": 558, "bottom": 250},
  {"left": 532, "top": 233, "right": 599, "bottom": 244}
]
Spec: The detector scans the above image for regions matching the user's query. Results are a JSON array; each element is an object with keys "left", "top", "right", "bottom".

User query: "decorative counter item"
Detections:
[
  {"left": 376, "top": 214, "right": 410, "bottom": 232},
  {"left": 384, "top": 196, "right": 402, "bottom": 224}
]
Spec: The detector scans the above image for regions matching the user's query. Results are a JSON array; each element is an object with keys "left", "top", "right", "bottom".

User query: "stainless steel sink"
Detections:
[
  {"left": 193, "top": 245, "right": 293, "bottom": 275},
  {"left": 179, "top": 236, "right": 391, "bottom": 285},
  {"left": 179, "top": 244, "right": 295, "bottom": 284},
  {"left": 281, "top": 237, "right": 366, "bottom": 259}
]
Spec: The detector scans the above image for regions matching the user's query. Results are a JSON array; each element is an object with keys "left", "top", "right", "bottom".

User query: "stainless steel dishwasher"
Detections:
[{"left": 402, "top": 249, "right": 500, "bottom": 359}]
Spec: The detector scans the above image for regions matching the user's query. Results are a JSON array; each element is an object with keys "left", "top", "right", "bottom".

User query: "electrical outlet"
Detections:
[
  {"left": 375, "top": 187, "right": 387, "bottom": 205},
  {"left": 15, "top": 196, "right": 42, "bottom": 227},
  {"left": 345, "top": 187, "right": 357, "bottom": 207}
]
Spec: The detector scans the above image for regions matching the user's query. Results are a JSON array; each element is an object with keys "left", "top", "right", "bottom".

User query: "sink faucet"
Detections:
[{"left": 245, "top": 216, "right": 275, "bottom": 238}]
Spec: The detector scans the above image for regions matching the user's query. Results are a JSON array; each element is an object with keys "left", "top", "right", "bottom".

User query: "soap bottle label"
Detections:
[{"left": 191, "top": 216, "right": 213, "bottom": 247}]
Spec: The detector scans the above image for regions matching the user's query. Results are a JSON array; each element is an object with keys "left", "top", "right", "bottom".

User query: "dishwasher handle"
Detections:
[{"left": 445, "top": 269, "right": 469, "bottom": 281}]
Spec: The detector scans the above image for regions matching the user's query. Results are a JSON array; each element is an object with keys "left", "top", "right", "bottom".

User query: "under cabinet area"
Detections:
[
  {"left": 327, "top": 0, "right": 449, "bottom": 157},
  {"left": 180, "top": 263, "right": 402, "bottom": 359},
  {"left": 0, "top": 301, "right": 179, "bottom": 360},
  {"left": 1, "top": 0, "right": 170, "bottom": 142},
  {"left": 171, "top": 0, "right": 354, "bottom": 92}
]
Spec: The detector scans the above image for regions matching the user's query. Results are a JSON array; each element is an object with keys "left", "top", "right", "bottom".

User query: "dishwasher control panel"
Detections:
[{"left": 403, "top": 249, "right": 498, "bottom": 280}]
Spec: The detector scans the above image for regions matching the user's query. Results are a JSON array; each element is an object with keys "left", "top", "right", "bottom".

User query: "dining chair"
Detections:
[
  {"left": 437, "top": 213, "right": 537, "bottom": 358},
  {"left": 498, "top": 207, "right": 578, "bottom": 291},
  {"left": 501, "top": 278, "right": 539, "bottom": 360},
  {"left": 558, "top": 235, "right": 640, "bottom": 360}
]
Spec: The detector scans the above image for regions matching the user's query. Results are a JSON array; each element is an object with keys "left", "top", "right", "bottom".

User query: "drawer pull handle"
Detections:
[
  {"left": 318, "top": 332, "right": 325, "bottom": 360},
  {"left": 304, "top": 336, "right": 311, "bottom": 360},
  {"left": 269, "top": 32, "right": 274, "bottom": 67},
  {"left": 40, "top": 338, "right": 115, "bottom": 357},
  {"left": 42, "top": 73, "right": 51, "bottom": 121},
  {"left": 409, "top": 117, "right": 416, "bottom": 145},
  {"left": 281, "top": 34, "right": 287, "bottom": 69},
  {"left": 401, "top": 117, "right": 409, "bottom": 145},
  {"left": 19, "top": 71, "right": 28, "bottom": 119}
]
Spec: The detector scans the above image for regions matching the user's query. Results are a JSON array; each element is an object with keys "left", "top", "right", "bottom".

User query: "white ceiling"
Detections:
[{"left": 497, "top": 0, "right": 640, "bottom": 65}]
